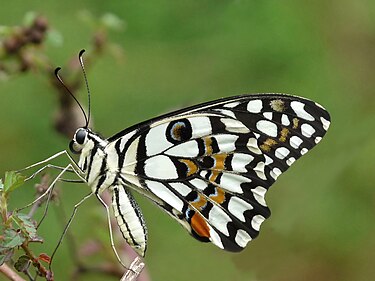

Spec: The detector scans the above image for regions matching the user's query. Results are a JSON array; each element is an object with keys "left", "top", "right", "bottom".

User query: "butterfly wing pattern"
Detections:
[{"left": 90, "top": 93, "right": 330, "bottom": 256}]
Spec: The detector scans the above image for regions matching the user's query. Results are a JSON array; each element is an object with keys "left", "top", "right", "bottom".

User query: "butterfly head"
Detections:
[
  {"left": 70, "top": 127, "right": 108, "bottom": 154},
  {"left": 69, "top": 128, "right": 89, "bottom": 154}
]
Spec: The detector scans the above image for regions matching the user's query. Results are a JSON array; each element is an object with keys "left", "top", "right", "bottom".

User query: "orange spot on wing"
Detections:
[
  {"left": 292, "top": 118, "right": 299, "bottom": 129},
  {"left": 204, "top": 137, "right": 213, "bottom": 155},
  {"left": 213, "top": 154, "right": 227, "bottom": 170},
  {"left": 260, "top": 138, "right": 277, "bottom": 152},
  {"left": 179, "top": 159, "right": 198, "bottom": 176},
  {"left": 279, "top": 128, "right": 290, "bottom": 142},
  {"left": 209, "top": 170, "right": 220, "bottom": 182},
  {"left": 191, "top": 213, "right": 210, "bottom": 238},
  {"left": 210, "top": 187, "right": 226, "bottom": 204},
  {"left": 190, "top": 194, "right": 207, "bottom": 210}
]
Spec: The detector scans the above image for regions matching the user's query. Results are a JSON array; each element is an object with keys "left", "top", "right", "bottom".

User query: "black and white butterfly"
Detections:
[{"left": 24, "top": 51, "right": 331, "bottom": 260}]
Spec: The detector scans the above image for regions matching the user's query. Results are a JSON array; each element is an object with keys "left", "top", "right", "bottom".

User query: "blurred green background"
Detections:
[{"left": 1, "top": 1, "right": 375, "bottom": 281}]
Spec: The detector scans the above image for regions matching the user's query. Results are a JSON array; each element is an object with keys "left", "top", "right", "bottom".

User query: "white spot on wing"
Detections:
[
  {"left": 251, "top": 215, "right": 265, "bottom": 231},
  {"left": 286, "top": 157, "right": 296, "bottom": 166},
  {"left": 189, "top": 116, "right": 212, "bottom": 138},
  {"left": 254, "top": 162, "right": 266, "bottom": 180},
  {"left": 169, "top": 182, "right": 192, "bottom": 196},
  {"left": 219, "top": 173, "right": 251, "bottom": 193},
  {"left": 281, "top": 114, "right": 290, "bottom": 126},
  {"left": 144, "top": 155, "right": 178, "bottom": 179},
  {"left": 290, "top": 101, "right": 314, "bottom": 121},
  {"left": 252, "top": 186, "right": 267, "bottom": 206},
  {"left": 301, "top": 123, "right": 315, "bottom": 138},
  {"left": 146, "top": 123, "right": 172, "bottom": 156},
  {"left": 209, "top": 205, "right": 232, "bottom": 236},
  {"left": 224, "top": 101, "right": 240, "bottom": 108},
  {"left": 301, "top": 148, "right": 308, "bottom": 155},
  {"left": 247, "top": 138, "right": 262, "bottom": 154},
  {"left": 189, "top": 178, "right": 207, "bottom": 190},
  {"left": 247, "top": 99, "right": 263, "bottom": 113},
  {"left": 315, "top": 136, "right": 322, "bottom": 143},
  {"left": 321, "top": 117, "right": 330, "bottom": 131},
  {"left": 270, "top": 167, "right": 282, "bottom": 180},
  {"left": 263, "top": 112, "right": 273, "bottom": 120},
  {"left": 165, "top": 140, "right": 199, "bottom": 157},
  {"left": 264, "top": 155, "right": 273, "bottom": 166},
  {"left": 200, "top": 170, "right": 208, "bottom": 178},
  {"left": 221, "top": 118, "right": 250, "bottom": 134},
  {"left": 290, "top": 136, "right": 303, "bottom": 149},
  {"left": 215, "top": 134, "right": 239, "bottom": 153},
  {"left": 228, "top": 196, "right": 253, "bottom": 222},
  {"left": 146, "top": 180, "right": 184, "bottom": 212},
  {"left": 231, "top": 153, "right": 254, "bottom": 173},
  {"left": 235, "top": 229, "right": 252, "bottom": 248},
  {"left": 208, "top": 225, "right": 224, "bottom": 249},
  {"left": 213, "top": 109, "right": 236, "bottom": 119},
  {"left": 275, "top": 147, "right": 290, "bottom": 160},
  {"left": 256, "top": 120, "right": 278, "bottom": 137}
]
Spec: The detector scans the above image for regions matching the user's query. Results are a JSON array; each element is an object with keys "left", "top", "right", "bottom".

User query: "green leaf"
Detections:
[
  {"left": 17, "top": 213, "right": 38, "bottom": 240},
  {"left": 4, "top": 171, "right": 25, "bottom": 193},
  {"left": 14, "top": 255, "right": 31, "bottom": 272},
  {"left": 2, "top": 229, "right": 25, "bottom": 248}
]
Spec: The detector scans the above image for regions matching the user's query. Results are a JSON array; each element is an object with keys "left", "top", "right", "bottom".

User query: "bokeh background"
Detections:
[{"left": 1, "top": 1, "right": 374, "bottom": 281}]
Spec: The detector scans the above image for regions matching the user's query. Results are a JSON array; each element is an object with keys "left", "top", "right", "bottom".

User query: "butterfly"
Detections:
[{"left": 67, "top": 89, "right": 330, "bottom": 257}]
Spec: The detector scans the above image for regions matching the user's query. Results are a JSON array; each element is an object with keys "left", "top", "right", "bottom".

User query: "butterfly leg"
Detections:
[
  {"left": 49, "top": 192, "right": 94, "bottom": 271},
  {"left": 25, "top": 164, "right": 76, "bottom": 181},
  {"left": 96, "top": 193, "right": 128, "bottom": 269},
  {"left": 17, "top": 150, "right": 83, "bottom": 177},
  {"left": 18, "top": 164, "right": 78, "bottom": 211}
]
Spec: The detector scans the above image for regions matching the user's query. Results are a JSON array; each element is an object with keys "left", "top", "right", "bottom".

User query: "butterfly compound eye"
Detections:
[
  {"left": 75, "top": 129, "right": 87, "bottom": 144},
  {"left": 69, "top": 129, "right": 87, "bottom": 154}
]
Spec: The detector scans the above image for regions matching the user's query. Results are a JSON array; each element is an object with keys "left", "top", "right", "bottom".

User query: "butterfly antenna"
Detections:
[
  {"left": 54, "top": 67, "right": 89, "bottom": 127},
  {"left": 78, "top": 49, "right": 91, "bottom": 127}
]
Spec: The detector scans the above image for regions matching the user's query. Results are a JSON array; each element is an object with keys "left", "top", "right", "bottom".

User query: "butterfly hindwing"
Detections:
[{"left": 104, "top": 94, "right": 330, "bottom": 253}]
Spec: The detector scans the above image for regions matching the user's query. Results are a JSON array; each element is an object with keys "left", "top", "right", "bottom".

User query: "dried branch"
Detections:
[
  {"left": 121, "top": 257, "right": 145, "bottom": 281},
  {"left": 0, "top": 263, "right": 26, "bottom": 281}
]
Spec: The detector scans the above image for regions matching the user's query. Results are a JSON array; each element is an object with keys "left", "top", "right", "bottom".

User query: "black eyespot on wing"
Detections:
[
  {"left": 75, "top": 129, "right": 87, "bottom": 144},
  {"left": 166, "top": 119, "right": 192, "bottom": 144}
]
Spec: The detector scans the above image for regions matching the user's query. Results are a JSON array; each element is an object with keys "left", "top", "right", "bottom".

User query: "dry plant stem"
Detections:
[
  {"left": 0, "top": 263, "right": 26, "bottom": 281},
  {"left": 121, "top": 257, "right": 145, "bottom": 281}
]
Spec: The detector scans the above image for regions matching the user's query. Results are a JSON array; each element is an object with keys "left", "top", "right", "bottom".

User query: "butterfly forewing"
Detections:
[{"left": 103, "top": 94, "right": 330, "bottom": 253}]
